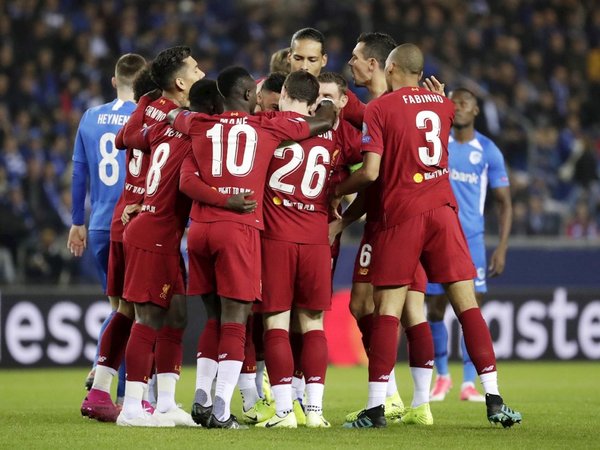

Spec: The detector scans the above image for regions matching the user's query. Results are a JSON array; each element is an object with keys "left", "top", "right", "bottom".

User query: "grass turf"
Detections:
[{"left": 1, "top": 362, "right": 597, "bottom": 449}]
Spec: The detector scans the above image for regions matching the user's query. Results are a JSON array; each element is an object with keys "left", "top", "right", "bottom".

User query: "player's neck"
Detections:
[
  {"left": 368, "top": 73, "right": 388, "bottom": 100},
  {"left": 391, "top": 74, "right": 419, "bottom": 91},
  {"left": 453, "top": 125, "right": 475, "bottom": 143},
  {"left": 161, "top": 90, "right": 187, "bottom": 108},
  {"left": 223, "top": 100, "right": 251, "bottom": 114},
  {"left": 283, "top": 99, "right": 310, "bottom": 116},
  {"left": 116, "top": 87, "right": 135, "bottom": 103}
]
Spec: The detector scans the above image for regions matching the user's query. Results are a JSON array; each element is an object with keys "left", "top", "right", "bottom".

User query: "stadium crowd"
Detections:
[{"left": 0, "top": 0, "right": 599, "bottom": 284}]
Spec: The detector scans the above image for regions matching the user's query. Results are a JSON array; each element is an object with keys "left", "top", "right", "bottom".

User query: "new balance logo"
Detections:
[
  {"left": 279, "top": 377, "right": 293, "bottom": 383},
  {"left": 97, "top": 356, "right": 107, "bottom": 363},
  {"left": 197, "top": 352, "right": 202, "bottom": 358},
  {"left": 481, "top": 365, "right": 495, "bottom": 373},
  {"left": 218, "top": 353, "right": 228, "bottom": 360},
  {"left": 378, "top": 375, "right": 390, "bottom": 381},
  {"left": 425, "top": 360, "right": 435, "bottom": 367},
  {"left": 307, "top": 376, "right": 321, "bottom": 382}
]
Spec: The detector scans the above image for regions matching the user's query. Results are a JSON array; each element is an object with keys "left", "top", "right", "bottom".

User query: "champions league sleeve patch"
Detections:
[{"left": 361, "top": 122, "right": 372, "bottom": 144}]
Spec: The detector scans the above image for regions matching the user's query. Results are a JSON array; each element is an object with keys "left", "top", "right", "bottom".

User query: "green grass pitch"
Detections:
[{"left": 1, "top": 362, "right": 597, "bottom": 449}]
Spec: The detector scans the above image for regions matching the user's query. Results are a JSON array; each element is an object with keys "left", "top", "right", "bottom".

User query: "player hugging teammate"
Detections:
[{"left": 76, "top": 27, "right": 521, "bottom": 430}]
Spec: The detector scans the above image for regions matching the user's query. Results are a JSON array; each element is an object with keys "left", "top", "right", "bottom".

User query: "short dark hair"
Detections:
[
  {"left": 133, "top": 67, "right": 159, "bottom": 102},
  {"left": 284, "top": 71, "right": 319, "bottom": 106},
  {"left": 357, "top": 32, "right": 397, "bottom": 69},
  {"left": 217, "top": 66, "right": 253, "bottom": 99},
  {"left": 115, "top": 53, "right": 147, "bottom": 87},
  {"left": 262, "top": 72, "right": 287, "bottom": 94},
  {"left": 317, "top": 72, "right": 347, "bottom": 95},
  {"left": 189, "top": 79, "right": 224, "bottom": 115},
  {"left": 150, "top": 46, "right": 191, "bottom": 91},
  {"left": 291, "top": 28, "right": 326, "bottom": 54}
]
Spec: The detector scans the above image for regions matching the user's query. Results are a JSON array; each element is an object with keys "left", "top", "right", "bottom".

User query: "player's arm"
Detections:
[
  {"left": 168, "top": 108, "right": 199, "bottom": 135},
  {"left": 306, "top": 99, "right": 337, "bottom": 136},
  {"left": 489, "top": 186, "right": 512, "bottom": 277},
  {"left": 328, "top": 192, "right": 366, "bottom": 245},
  {"left": 179, "top": 152, "right": 257, "bottom": 214},
  {"left": 116, "top": 93, "right": 155, "bottom": 150},
  {"left": 68, "top": 125, "right": 88, "bottom": 257},
  {"left": 333, "top": 152, "right": 380, "bottom": 197}
]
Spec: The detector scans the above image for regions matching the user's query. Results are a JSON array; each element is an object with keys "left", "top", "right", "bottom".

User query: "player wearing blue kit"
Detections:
[
  {"left": 426, "top": 88, "right": 512, "bottom": 402},
  {"left": 67, "top": 53, "right": 147, "bottom": 398}
]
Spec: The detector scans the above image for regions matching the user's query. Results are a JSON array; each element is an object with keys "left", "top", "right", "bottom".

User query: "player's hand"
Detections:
[
  {"left": 329, "top": 218, "right": 344, "bottom": 246},
  {"left": 423, "top": 76, "right": 446, "bottom": 97},
  {"left": 226, "top": 191, "right": 257, "bottom": 214},
  {"left": 67, "top": 225, "right": 87, "bottom": 257},
  {"left": 488, "top": 246, "right": 507, "bottom": 278},
  {"left": 122, "top": 203, "right": 142, "bottom": 225},
  {"left": 329, "top": 194, "right": 343, "bottom": 220}
]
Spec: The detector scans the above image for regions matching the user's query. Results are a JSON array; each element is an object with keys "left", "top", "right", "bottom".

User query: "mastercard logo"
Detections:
[
  {"left": 273, "top": 196, "right": 282, "bottom": 205},
  {"left": 413, "top": 173, "right": 424, "bottom": 183}
]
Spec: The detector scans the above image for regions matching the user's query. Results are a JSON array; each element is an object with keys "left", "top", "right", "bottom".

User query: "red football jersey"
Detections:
[
  {"left": 173, "top": 110, "right": 311, "bottom": 230},
  {"left": 122, "top": 97, "right": 192, "bottom": 255},
  {"left": 263, "top": 129, "right": 337, "bottom": 244},
  {"left": 361, "top": 86, "right": 456, "bottom": 228}
]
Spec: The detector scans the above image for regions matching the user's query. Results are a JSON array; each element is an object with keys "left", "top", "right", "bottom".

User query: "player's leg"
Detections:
[
  {"left": 257, "top": 310, "right": 297, "bottom": 428},
  {"left": 400, "top": 287, "right": 434, "bottom": 426},
  {"left": 255, "top": 238, "right": 297, "bottom": 428},
  {"left": 152, "top": 287, "right": 196, "bottom": 427},
  {"left": 118, "top": 301, "right": 165, "bottom": 426},
  {"left": 297, "top": 308, "right": 330, "bottom": 428},
  {"left": 425, "top": 289, "right": 452, "bottom": 401},
  {"left": 86, "top": 230, "right": 116, "bottom": 390},
  {"left": 289, "top": 312, "right": 305, "bottom": 412},
  {"left": 252, "top": 312, "right": 271, "bottom": 401},
  {"left": 460, "top": 234, "right": 488, "bottom": 401},
  {"left": 207, "top": 223, "right": 261, "bottom": 429},
  {"left": 424, "top": 206, "right": 521, "bottom": 426},
  {"left": 294, "top": 243, "right": 332, "bottom": 428},
  {"left": 192, "top": 292, "right": 220, "bottom": 426}
]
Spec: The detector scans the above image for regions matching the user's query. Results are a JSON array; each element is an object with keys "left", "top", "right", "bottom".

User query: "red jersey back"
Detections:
[
  {"left": 173, "top": 110, "right": 311, "bottom": 229},
  {"left": 361, "top": 86, "right": 456, "bottom": 228},
  {"left": 263, "top": 129, "right": 337, "bottom": 244},
  {"left": 123, "top": 97, "right": 192, "bottom": 254}
]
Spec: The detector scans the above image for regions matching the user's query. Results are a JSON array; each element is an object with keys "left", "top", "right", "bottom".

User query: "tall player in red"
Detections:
[
  {"left": 169, "top": 66, "right": 336, "bottom": 429},
  {"left": 256, "top": 71, "right": 336, "bottom": 429},
  {"left": 81, "top": 68, "right": 157, "bottom": 422},
  {"left": 116, "top": 46, "right": 204, "bottom": 427},
  {"left": 334, "top": 44, "right": 522, "bottom": 429}
]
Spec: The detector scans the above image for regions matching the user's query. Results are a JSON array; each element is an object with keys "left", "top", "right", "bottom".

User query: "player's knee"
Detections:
[
  {"left": 426, "top": 295, "right": 446, "bottom": 322},
  {"left": 221, "top": 297, "right": 252, "bottom": 324},
  {"left": 297, "top": 308, "right": 323, "bottom": 333},
  {"left": 135, "top": 303, "right": 165, "bottom": 330},
  {"left": 117, "top": 299, "right": 134, "bottom": 320}
]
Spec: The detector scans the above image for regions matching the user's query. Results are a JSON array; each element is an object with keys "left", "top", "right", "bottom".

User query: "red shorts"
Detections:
[
  {"left": 122, "top": 244, "right": 185, "bottom": 308},
  {"left": 106, "top": 240, "right": 125, "bottom": 297},
  {"left": 352, "top": 224, "right": 376, "bottom": 284},
  {"left": 187, "top": 221, "right": 261, "bottom": 302},
  {"left": 372, "top": 205, "right": 476, "bottom": 287},
  {"left": 261, "top": 238, "right": 332, "bottom": 313}
]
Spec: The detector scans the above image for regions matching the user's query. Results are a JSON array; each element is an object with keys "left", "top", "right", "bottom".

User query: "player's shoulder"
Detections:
[{"left": 473, "top": 131, "right": 501, "bottom": 153}]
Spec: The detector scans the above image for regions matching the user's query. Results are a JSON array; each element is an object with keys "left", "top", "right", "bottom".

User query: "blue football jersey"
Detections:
[
  {"left": 448, "top": 130, "right": 509, "bottom": 239},
  {"left": 72, "top": 99, "right": 136, "bottom": 231}
]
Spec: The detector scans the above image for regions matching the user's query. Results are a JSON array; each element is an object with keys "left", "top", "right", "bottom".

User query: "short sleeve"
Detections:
[
  {"left": 361, "top": 102, "right": 384, "bottom": 156},
  {"left": 341, "top": 89, "right": 366, "bottom": 130},
  {"left": 173, "top": 110, "right": 206, "bottom": 135},
  {"left": 487, "top": 142, "right": 510, "bottom": 189}
]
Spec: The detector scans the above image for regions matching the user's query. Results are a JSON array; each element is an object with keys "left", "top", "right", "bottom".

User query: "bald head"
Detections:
[{"left": 388, "top": 43, "right": 423, "bottom": 75}]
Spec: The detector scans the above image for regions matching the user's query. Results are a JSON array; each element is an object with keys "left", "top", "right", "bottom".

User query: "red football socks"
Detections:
[
  {"left": 459, "top": 308, "right": 497, "bottom": 374},
  {"left": 368, "top": 315, "right": 400, "bottom": 382},
  {"left": 97, "top": 312, "right": 133, "bottom": 370},
  {"left": 125, "top": 323, "right": 156, "bottom": 383},
  {"left": 264, "top": 329, "right": 293, "bottom": 386},
  {"left": 156, "top": 326, "right": 184, "bottom": 375}
]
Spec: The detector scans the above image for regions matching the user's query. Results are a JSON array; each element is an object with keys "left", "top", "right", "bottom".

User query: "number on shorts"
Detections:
[
  {"left": 269, "top": 143, "right": 330, "bottom": 198},
  {"left": 128, "top": 148, "right": 144, "bottom": 177},
  {"left": 98, "top": 132, "right": 119, "bottom": 186},
  {"left": 416, "top": 110, "right": 442, "bottom": 166},
  {"left": 359, "top": 243, "right": 372, "bottom": 268},
  {"left": 145, "top": 143, "right": 170, "bottom": 196},
  {"left": 207, "top": 123, "right": 258, "bottom": 177}
]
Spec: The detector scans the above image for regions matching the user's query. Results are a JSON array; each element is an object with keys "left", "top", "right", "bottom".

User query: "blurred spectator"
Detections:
[
  {"left": 1, "top": 0, "right": 600, "bottom": 284},
  {"left": 24, "top": 227, "right": 68, "bottom": 284},
  {"left": 565, "top": 199, "right": 599, "bottom": 239}
]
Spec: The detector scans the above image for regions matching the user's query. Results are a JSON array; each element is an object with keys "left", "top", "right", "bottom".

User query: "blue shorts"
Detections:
[
  {"left": 426, "top": 233, "right": 486, "bottom": 295},
  {"left": 88, "top": 229, "right": 111, "bottom": 293}
]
